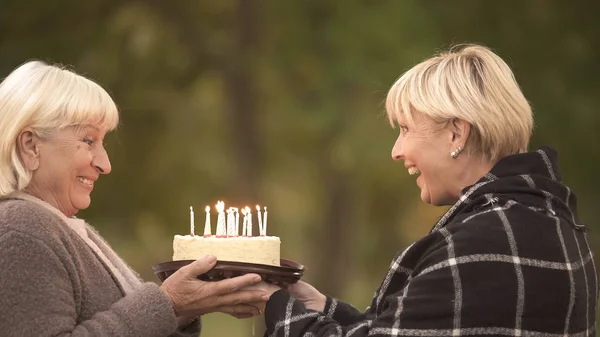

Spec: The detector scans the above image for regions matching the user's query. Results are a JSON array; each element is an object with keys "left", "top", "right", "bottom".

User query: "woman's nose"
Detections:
[
  {"left": 92, "top": 148, "right": 112, "bottom": 174},
  {"left": 391, "top": 136, "right": 404, "bottom": 161}
]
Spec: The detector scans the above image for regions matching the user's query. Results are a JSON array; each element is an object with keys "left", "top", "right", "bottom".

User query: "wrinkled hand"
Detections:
[
  {"left": 226, "top": 300, "right": 268, "bottom": 319},
  {"left": 242, "top": 282, "right": 281, "bottom": 313},
  {"left": 160, "top": 255, "right": 269, "bottom": 324},
  {"left": 287, "top": 281, "right": 326, "bottom": 312},
  {"left": 244, "top": 281, "right": 326, "bottom": 313}
]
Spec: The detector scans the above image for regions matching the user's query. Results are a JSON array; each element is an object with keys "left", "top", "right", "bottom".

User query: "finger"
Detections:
[
  {"left": 206, "top": 273, "right": 263, "bottom": 296},
  {"left": 217, "top": 304, "right": 260, "bottom": 317},
  {"left": 244, "top": 301, "right": 266, "bottom": 313},
  {"left": 230, "top": 312, "right": 256, "bottom": 319},
  {"left": 287, "top": 281, "right": 307, "bottom": 292},
  {"left": 212, "top": 289, "right": 270, "bottom": 308},
  {"left": 240, "top": 283, "right": 267, "bottom": 292},
  {"left": 180, "top": 255, "right": 217, "bottom": 277}
]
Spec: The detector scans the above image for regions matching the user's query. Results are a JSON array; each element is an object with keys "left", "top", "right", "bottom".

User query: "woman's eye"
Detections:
[
  {"left": 82, "top": 137, "right": 93, "bottom": 145},
  {"left": 399, "top": 125, "right": 409, "bottom": 133}
]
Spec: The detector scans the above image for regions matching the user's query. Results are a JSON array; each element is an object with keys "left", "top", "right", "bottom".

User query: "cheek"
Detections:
[
  {"left": 70, "top": 149, "right": 93, "bottom": 171},
  {"left": 52, "top": 144, "right": 83, "bottom": 170},
  {"left": 417, "top": 147, "right": 448, "bottom": 184},
  {"left": 401, "top": 137, "right": 420, "bottom": 158},
  {"left": 423, "top": 161, "right": 454, "bottom": 201}
]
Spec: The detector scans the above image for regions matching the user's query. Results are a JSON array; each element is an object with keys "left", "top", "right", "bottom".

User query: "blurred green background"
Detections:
[{"left": 2, "top": 1, "right": 599, "bottom": 336}]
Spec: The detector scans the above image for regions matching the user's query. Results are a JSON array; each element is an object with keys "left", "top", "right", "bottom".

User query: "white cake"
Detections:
[{"left": 173, "top": 235, "right": 281, "bottom": 266}]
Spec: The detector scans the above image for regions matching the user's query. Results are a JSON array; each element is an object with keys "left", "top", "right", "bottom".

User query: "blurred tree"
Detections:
[{"left": 1, "top": 1, "right": 599, "bottom": 335}]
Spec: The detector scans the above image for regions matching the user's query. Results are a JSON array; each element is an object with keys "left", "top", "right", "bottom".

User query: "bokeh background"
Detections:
[{"left": 2, "top": 1, "right": 599, "bottom": 336}]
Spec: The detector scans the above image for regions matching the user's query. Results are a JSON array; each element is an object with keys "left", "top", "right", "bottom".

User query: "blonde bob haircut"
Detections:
[
  {"left": 0, "top": 60, "right": 119, "bottom": 197},
  {"left": 385, "top": 44, "right": 533, "bottom": 163}
]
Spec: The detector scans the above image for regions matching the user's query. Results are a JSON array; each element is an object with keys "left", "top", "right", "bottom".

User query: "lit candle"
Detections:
[
  {"left": 246, "top": 206, "right": 253, "bottom": 237},
  {"left": 232, "top": 207, "right": 240, "bottom": 236},
  {"left": 256, "top": 205, "right": 264, "bottom": 236},
  {"left": 203, "top": 205, "right": 211, "bottom": 237},
  {"left": 216, "top": 201, "right": 226, "bottom": 237},
  {"left": 190, "top": 206, "right": 195, "bottom": 236},
  {"left": 225, "top": 208, "right": 230, "bottom": 237},
  {"left": 263, "top": 206, "right": 268, "bottom": 236},
  {"left": 241, "top": 207, "right": 247, "bottom": 236},
  {"left": 227, "top": 208, "right": 235, "bottom": 237}
]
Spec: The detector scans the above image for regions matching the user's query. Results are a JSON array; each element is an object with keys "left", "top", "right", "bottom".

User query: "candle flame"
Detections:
[
  {"left": 205, "top": 205, "right": 210, "bottom": 212},
  {"left": 241, "top": 208, "right": 247, "bottom": 215},
  {"left": 245, "top": 206, "right": 251, "bottom": 213},
  {"left": 256, "top": 205, "right": 261, "bottom": 211},
  {"left": 190, "top": 206, "right": 193, "bottom": 212},
  {"left": 215, "top": 200, "right": 225, "bottom": 213},
  {"left": 264, "top": 206, "right": 267, "bottom": 212}
]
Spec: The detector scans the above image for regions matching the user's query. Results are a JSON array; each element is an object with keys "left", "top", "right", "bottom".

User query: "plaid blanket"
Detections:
[{"left": 264, "top": 146, "right": 598, "bottom": 337}]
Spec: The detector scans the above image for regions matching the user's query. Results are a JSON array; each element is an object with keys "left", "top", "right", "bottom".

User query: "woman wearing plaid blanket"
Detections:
[{"left": 253, "top": 44, "right": 598, "bottom": 336}]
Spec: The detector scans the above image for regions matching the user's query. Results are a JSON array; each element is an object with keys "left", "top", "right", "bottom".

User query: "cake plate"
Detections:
[{"left": 152, "top": 258, "right": 305, "bottom": 287}]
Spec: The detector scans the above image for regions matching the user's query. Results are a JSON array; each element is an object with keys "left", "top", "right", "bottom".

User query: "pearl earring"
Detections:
[{"left": 450, "top": 146, "right": 463, "bottom": 159}]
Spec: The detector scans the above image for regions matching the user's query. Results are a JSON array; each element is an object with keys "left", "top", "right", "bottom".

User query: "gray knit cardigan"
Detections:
[{"left": 0, "top": 197, "right": 201, "bottom": 336}]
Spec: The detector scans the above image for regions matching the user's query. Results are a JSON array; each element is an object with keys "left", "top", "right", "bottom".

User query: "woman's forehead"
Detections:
[
  {"left": 397, "top": 109, "right": 426, "bottom": 125},
  {"left": 69, "top": 124, "right": 107, "bottom": 135}
]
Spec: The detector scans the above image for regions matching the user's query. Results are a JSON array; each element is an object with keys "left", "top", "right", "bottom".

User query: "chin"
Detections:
[
  {"left": 72, "top": 195, "right": 92, "bottom": 211},
  {"left": 420, "top": 190, "right": 433, "bottom": 205},
  {"left": 420, "top": 189, "right": 453, "bottom": 206}
]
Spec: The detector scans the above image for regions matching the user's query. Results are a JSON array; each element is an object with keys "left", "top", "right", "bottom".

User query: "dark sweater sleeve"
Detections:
[
  {"left": 263, "top": 242, "right": 462, "bottom": 336},
  {"left": 322, "top": 296, "right": 367, "bottom": 325},
  {"left": 265, "top": 290, "right": 384, "bottom": 337},
  {"left": 0, "top": 229, "right": 179, "bottom": 337}
]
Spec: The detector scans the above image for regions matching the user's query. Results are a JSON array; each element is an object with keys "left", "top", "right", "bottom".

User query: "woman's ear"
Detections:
[
  {"left": 450, "top": 119, "right": 471, "bottom": 146},
  {"left": 17, "top": 128, "right": 41, "bottom": 171}
]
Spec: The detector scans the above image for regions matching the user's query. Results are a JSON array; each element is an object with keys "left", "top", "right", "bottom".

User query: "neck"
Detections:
[
  {"left": 22, "top": 186, "right": 76, "bottom": 218},
  {"left": 451, "top": 156, "right": 496, "bottom": 201}
]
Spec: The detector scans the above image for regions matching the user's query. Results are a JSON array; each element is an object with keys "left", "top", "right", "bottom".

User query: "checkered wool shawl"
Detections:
[{"left": 264, "top": 146, "right": 598, "bottom": 337}]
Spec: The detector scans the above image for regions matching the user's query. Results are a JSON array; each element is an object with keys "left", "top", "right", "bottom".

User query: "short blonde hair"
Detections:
[
  {"left": 385, "top": 44, "right": 533, "bottom": 162},
  {"left": 0, "top": 60, "right": 119, "bottom": 197}
]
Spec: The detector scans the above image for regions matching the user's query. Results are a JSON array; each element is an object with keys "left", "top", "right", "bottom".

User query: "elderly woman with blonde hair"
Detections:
[
  {"left": 0, "top": 61, "right": 270, "bottom": 336},
  {"left": 255, "top": 44, "right": 598, "bottom": 336}
]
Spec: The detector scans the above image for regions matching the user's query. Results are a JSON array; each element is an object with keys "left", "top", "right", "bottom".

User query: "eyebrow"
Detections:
[{"left": 74, "top": 125, "right": 104, "bottom": 140}]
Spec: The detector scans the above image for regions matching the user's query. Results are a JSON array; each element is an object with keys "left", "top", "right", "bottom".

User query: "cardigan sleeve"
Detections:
[
  {"left": 0, "top": 229, "right": 179, "bottom": 337},
  {"left": 169, "top": 318, "right": 201, "bottom": 337}
]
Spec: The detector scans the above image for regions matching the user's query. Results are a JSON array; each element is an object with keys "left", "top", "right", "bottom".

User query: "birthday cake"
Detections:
[{"left": 172, "top": 201, "right": 281, "bottom": 266}]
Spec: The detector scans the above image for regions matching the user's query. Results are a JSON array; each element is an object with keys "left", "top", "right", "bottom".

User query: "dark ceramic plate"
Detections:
[{"left": 152, "top": 258, "right": 305, "bottom": 286}]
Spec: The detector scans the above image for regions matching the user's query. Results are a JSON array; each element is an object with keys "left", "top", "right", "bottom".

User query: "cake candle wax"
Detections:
[
  {"left": 226, "top": 208, "right": 234, "bottom": 237},
  {"left": 256, "top": 205, "right": 264, "bottom": 236},
  {"left": 203, "top": 206, "right": 211, "bottom": 237},
  {"left": 246, "top": 206, "right": 253, "bottom": 237},
  {"left": 232, "top": 207, "right": 239, "bottom": 236},
  {"left": 241, "top": 207, "right": 247, "bottom": 236},
  {"left": 263, "top": 206, "right": 268, "bottom": 236},
  {"left": 215, "top": 201, "right": 226, "bottom": 237},
  {"left": 190, "top": 206, "right": 195, "bottom": 236}
]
